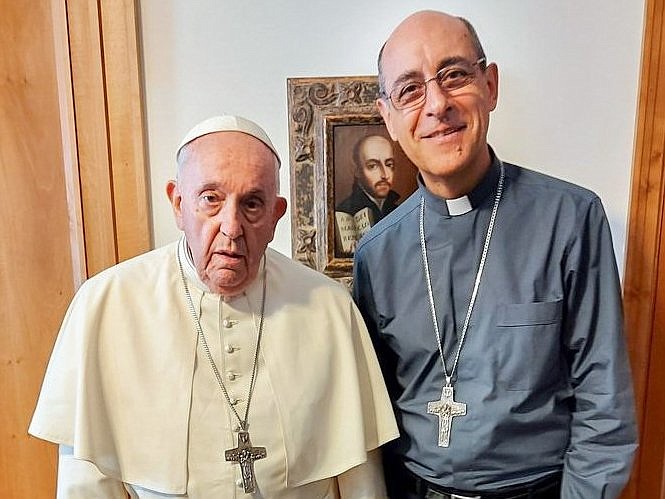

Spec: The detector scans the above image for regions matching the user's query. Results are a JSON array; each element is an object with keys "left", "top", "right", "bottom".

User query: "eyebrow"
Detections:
[
  {"left": 243, "top": 189, "right": 267, "bottom": 199},
  {"left": 436, "top": 56, "right": 467, "bottom": 69},
  {"left": 391, "top": 70, "right": 422, "bottom": 91},
  {"left": 197, "top": 182, "right": 222, "bottom": 193}
]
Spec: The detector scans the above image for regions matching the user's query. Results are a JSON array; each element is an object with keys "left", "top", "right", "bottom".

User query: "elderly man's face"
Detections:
[
  {"left": 377, "top": 12, "right": 498, "bottom": 198},
  {"left": 167, "top": 132, "right": 286, "bottom": 296},
  {"left": 356, "top": 135, "right": 395, "bottom": 199}
]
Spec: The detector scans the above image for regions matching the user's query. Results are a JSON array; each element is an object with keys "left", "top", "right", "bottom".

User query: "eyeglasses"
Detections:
[{"left": 385, "top": 58, "right": 487, "bottom": 110}]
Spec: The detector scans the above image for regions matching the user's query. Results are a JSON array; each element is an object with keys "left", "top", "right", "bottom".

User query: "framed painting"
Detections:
[{"left": 287, "top": 76, "right": 417, "bottom": 284}]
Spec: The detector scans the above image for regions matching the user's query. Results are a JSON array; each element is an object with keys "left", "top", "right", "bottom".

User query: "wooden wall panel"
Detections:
[
  {"left": 67, "top": 1, "right": 119, "bottom": 275},
  {"left": 622, "top": 0, "right": 665, "bottom": 496},
  {"left": 100, "top": 0, "right": 151, "bottom": 261},
  {"left": 0, "top": 0, "right": 150, "bottom": 496},
  {"left": 67, "top": 0, "right": 151, "bottom": 275},
  {"left": 0, "top": 1, "right": 76, "bottom": 496}
]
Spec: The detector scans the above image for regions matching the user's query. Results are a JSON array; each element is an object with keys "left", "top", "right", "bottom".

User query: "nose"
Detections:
[
  {"left": 423, "top": 78, "right": 452, "bottom": 117},
  {"left": 378, "top": 165, "right": 387, "bottom": 179},
  {"left": 218, "top": 200, "right": 243, "bottom": 240}
]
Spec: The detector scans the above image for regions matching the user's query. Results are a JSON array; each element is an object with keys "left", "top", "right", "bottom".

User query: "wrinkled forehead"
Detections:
[
  {"left": 178, "top": 131, "right": 280, "bottom": 186},
  {"left": 381, "top": 13, "right": 476, "bottom": 79}
]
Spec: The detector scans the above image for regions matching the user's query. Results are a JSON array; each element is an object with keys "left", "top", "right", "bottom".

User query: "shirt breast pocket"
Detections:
[{"left": 494, "top": 300, "right": 563, "bottom": 391}]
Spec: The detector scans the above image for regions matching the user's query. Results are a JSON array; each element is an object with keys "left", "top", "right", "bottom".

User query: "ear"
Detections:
[
  {"left": 376, "top": 98, "right": 398, "bottom": 141},
  {"left": 272, "top": 196, "right": 288, "bottom": 224},
  {"left": 266, "top": 196, "right": 288, "bottom": 242},
  {"left": 166, "top": 180, "right": 185, "bottom": 230},
  {"left": 484, "top": 63, "right": 499, "bottom": 112}
]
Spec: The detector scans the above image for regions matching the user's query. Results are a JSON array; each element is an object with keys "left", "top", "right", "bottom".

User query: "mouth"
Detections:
[
  {"left": 423, "top": 124, "right": 466, "bottom": 140},
  {"left": 213, "top": 249, "right": 245, "bottom": 262}
]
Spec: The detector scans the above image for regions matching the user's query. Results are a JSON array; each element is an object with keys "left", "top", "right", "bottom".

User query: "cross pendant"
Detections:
[
  {"left": 224, "top": 430, "right": 267, "bottom": 493},
  {"left": 427, "top": 385, "right": 467, "bottom": 447}
]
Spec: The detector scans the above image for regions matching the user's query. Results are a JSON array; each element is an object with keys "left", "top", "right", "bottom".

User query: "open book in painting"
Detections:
[{"left": 335, "top": 207, "right": 374, "bottom": 255}]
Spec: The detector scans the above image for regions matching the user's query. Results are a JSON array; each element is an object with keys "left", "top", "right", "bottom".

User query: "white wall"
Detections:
[{"left": 140, "top": 0, "right": 645, "bottom": 275}]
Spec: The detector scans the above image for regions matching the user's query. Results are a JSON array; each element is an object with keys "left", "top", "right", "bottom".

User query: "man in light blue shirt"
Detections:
[{"left": 353, "top": 10, "right": 637, "bottom": 499}]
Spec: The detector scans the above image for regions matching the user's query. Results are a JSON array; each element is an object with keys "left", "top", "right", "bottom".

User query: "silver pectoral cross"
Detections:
[
  {"left": 427, "top": 385, "right": 467, "bottom": 447},
  {"left": 224, "top": 431, "right": 267, "bottom": 493}
]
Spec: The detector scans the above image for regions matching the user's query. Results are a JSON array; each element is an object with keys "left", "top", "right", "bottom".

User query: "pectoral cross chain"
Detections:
[
  {"left": 427, "top": 385, "right": 467, "bottom": 447},
  {"left": 225, "top": 431, "right": 267, "bottom": 493}
]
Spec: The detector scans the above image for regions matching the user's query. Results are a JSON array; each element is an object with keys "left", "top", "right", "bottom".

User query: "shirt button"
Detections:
[
  {"left": 230, "top": 397, "right": 240, "bottom": 405},
  {"left": 227, "top": 372, "right": 237, "bottom": 381},
  {"left": 222, "top": 319, "right": 232, "bottom": 328},
  {"left": 225, "top": 344, "right": 235, "bottom": 354},
  {"left": 236, "top": 478, "right": 243, "bottom": 488}
]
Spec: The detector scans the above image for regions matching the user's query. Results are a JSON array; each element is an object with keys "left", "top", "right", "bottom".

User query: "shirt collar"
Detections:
[{"left": 417, "top": 150, "right": 502, "bottom": 218}]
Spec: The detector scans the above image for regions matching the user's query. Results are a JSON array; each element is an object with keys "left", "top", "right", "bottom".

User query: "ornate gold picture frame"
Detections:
[{"left": 287, "top": 76, "right": 417, "bottom": 283}]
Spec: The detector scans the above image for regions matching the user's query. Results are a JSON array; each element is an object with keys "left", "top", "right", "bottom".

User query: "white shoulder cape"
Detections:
[{"left": 29, "top": 241, "right": 398, "bottom": 494}]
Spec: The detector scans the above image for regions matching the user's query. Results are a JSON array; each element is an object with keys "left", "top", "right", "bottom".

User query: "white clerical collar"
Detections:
[
  {"left": 445, "top": 195, "right": 473, "bottom": 216},
  {"left": 417, "top": 155, "right": 503, "bottom": 218}
]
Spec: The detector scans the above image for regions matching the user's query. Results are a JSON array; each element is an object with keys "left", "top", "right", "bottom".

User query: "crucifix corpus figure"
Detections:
[
  {"left": 225, "top": 431, "right": 267, "bottom": 493},
  {"left": 427, "top": 386, "right": 467, "bottom": 447}
]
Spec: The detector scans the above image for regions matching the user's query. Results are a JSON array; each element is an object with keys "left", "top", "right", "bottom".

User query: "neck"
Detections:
[{"left": 421, "top": 152, "right": 492, "bottom": 199}]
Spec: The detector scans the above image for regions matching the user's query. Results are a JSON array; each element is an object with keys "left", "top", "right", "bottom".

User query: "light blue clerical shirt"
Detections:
[{"left": 352, "top": 151, "right": 637, "bottom": 497}]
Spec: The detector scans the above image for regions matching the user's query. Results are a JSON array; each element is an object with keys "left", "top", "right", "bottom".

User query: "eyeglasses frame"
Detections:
[{"left": 383, "top": 57, "right": 488, "bottom": 111}]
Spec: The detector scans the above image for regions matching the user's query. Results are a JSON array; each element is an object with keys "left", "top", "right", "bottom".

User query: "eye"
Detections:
[
  {"left": 242, "top": 195, "right": 266, "bottom": 217},
  {"left": 397, "top": 82, "right": 422, "bottom": 98},
  {"left": 196, "top": 190, "right": 223, "bottom": 214},
  {"left": 439, "top": 66, "right": 473, "bottom": 88},
  {"left": 202, "top": 194, "right": 218, "bottom": 203},
  {"left": 385, "top": 159, "right": 395, "bottom": 170}
]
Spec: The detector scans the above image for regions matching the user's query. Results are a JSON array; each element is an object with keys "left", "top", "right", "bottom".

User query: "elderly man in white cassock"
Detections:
[{"left": 29, "top": 115, "right": 399, "bottom": 498}]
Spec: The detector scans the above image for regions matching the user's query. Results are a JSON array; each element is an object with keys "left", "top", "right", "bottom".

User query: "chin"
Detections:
[{"left": 206, "top": 271, "right": 247, "bottom": 295}]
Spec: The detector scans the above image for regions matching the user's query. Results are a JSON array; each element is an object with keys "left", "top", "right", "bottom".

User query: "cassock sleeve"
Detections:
[
  {"left": 560, "top": 197, "right": 638, "bottom": 497},
  {"left": 57, "top": 445, "right": 129, "bottom": 498}
]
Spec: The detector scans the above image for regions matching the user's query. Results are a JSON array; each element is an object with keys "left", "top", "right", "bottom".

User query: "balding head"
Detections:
[
  {"left": 378, "top": 11, "right": 486, "bottom": 97},
  {"left": 374, "top": 10, "right": 498, "bottom": 199}
]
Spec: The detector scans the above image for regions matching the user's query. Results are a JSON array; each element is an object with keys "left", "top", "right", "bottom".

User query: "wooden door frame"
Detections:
[
  {"left": 57, "top": 0, "right": 151, "bottom": 284},
  {"left": 622, "top": 0, "right": 665, "bottom": 495}
]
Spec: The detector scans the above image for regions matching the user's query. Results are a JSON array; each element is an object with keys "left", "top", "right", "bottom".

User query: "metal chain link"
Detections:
[
  {"left": 177, "top": 250, "right": 267, "bottom": 431},
  {"left": 419, "top": 163, "right": 505, "bottom": 386}
]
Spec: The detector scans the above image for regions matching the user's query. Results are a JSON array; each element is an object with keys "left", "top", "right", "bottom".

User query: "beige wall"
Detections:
[{"left": 140, "top": 0, "right": 646, "bottom": 275}]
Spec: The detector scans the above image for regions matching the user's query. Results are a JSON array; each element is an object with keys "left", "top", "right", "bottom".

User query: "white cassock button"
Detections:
[
  {"left": 227, "top": 372, "right": 237, "bottom": 381},
  {"left": 236, "top": 478, "right": 243, "bottom": 488},
  {"left": 222, "top": 319, "right": 232, "bottom": 328},
  {"left": 225, "top": 344, "right": 235, "bottom": 354},
  {"left": 230, "top": 397, "right": 239, "bottom": 405}
]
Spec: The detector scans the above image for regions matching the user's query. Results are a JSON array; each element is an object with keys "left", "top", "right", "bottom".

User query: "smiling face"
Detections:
[
  {"left": 377, "top": 11, "right": 498, "bottom": 198},
  {"left": 167, "top": 131, "right": 287, "bottom": 296},
  {"left": 355, "top": 135, "right": 395, "bottom": 199}
]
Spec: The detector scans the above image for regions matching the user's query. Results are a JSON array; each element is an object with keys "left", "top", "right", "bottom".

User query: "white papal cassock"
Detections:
[{"left": 30, "top": 238, "right": 399, "bottom": 498}]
